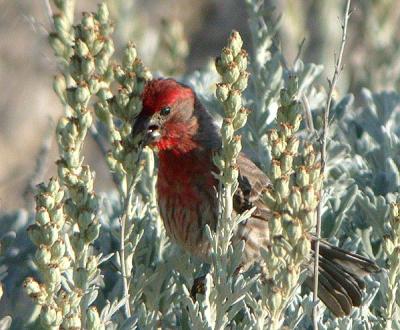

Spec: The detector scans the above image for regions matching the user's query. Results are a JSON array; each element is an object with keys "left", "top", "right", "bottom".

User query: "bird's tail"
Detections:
[{"left": 305, "top": 239, "right": 380, "bottom": 317}]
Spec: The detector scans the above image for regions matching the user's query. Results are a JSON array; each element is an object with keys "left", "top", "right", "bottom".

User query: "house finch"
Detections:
[{"left": 133, "top": 78, "right": 380, "bottom": 317}]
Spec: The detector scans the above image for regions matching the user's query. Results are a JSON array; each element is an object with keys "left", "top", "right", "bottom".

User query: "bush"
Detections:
[{"left": 0, "top": 0, "right": 399, "bottom": 329}]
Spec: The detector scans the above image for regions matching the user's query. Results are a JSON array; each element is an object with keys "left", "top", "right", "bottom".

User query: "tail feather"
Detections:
[{"left": 306, "top": 239, "right": 380, "bottom": 317}]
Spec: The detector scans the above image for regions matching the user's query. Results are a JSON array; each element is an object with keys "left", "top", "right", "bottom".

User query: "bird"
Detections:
[{"left": 132, "top": 77, "right": 380, "bottom": 317}]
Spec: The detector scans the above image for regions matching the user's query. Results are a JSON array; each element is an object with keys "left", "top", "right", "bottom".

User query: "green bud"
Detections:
[
  {"left": 82, "top": 12, "right": 95, "bottom": 30},
  {"left": 53, "top": 14, "right": 69, "bottom": 36},
  {"left": 267, "top": 129, "right": 279, "bottom": 143},
  {"left": 225, "top": 165, "right": 239, "bottom": 184},
  {"left": 303, "top": 210, "right": 316, "bottom": 229},
  {"left": 82, "top": 56, "right": 96, "bottom": 78},
  {"left": 390, "top": 247, "right": 400, "bottom": 270},
  {"left": 232, "top": 71, "right": 249, "bottom": 91},
  {"left": 56, "top": 291, "right": 71, "bottom": 315},
  {"left": 292, "top": 113, "right": 302, "bottom": 132},
  {"left": 308, "top": 162, "right": 320, "bottom": 180},
  {"left": 280, "top": 123, "right": 293, "bottom": 138},
  {"left": 48, "top": 33, "right": 66, "bottom": 57},
  {"left": 69, "top": 289, "right": 84, "bottom": 309},
  {"left": 225, "top": 90, "right": 242, "bottom": 116},
  {"left": 74, "top": 267, "right": 88, "bottom": 290},
  {"left": 37, "top": 192, "right": 55, "bottom": 210},
  {"left": 289, "top": 187, "right": 302, "bottom": 214},
  {"left": 51, "top": 239, "right": 66, "bottom": 261},
  {"left": 281, "top": 152, "right": 293, "bottom": 174},
  {"left": 221, "top": 120, "right": 234, "bottom": 144},
  {"left": 97, "top": 87, "right": 113, "bottom": 102},
  {"left": 283, "top": 268, "right": 299, "bottom": 290},
  {"left": 59, "top": 256, "right": 71, "bottom": 271},
  {"left": 271, "top": 139, "right": 286, "bottom": 158},
  {"left": 275, "top": 176, "right": 290, "bottom": 202},
  {"left": 36, "top": 208, "right": 51, "bottom": 226},
  {"left": 40, "top": 305, "right": 56, "bottom": 326},
  {"left": 269, "top": 289, "right": 282, "bottom": 312},
  {"left": 87, "top": 306, "right": 103, "bottom": 330},
  {"left": 78, "top": 211, "right": 94, "bottom": 230},
  {"left": 272, "top": 239, "right": 287, "bottom": 258},
  {"left": 70, "top": 232, "right": 85, "bottom": 255},
  {"left": 232, "top": 107, "right": 250, "bottom": 130},
  {"left": 391, "top": 203, "right": 399, "bottom": 219},
  {"left": 302, "top": 185, "right": 317, "bottom": 209},
  {"left": 35, "top": 245, "right": 52, "bottom": 267},
  {"left": 96, "top": 3, "right": 109, "bottom": 24},
  {"left": 294, "top": 237, "right": 311, "bottom": 263},
  {"left": 215, "top": 56, "right": 224, "bottom": 75},
  {"left": 287, "top": 136, "right": 299, "bottom": 155},
  {"left": 92, "top": 38, "right": 105, "bottom": 56},
  {"left": 221, "top": 47, "right": 234, "bottom": 66},
  {"left": 116, "top": 88, "right": 130, "bottom": 109},
  {"left": 28, "top": 224, "right": 43, "bottom": 247},
  {"left": 230, "top": 135, "right": 242, "bottom": 159},
  {"left": 216, "top": 83, "right": 230, "bottom": 102},
  {"left": 75, "top": 39, "right": 89, "bottom": 58},
  {"left": 63, "top": 314, "right": 82, "bottom": 330},
  {"left": 296, "top": 166, "right": 309, "bottom": 187},
  {"left": 53, "top": 75, "right": 67, "bottom": 104},
  {"left": 270, "top": 160, "right": 281, "bottom": 180},
  {"left": 75, "top": 83, "right": 91, "bottom": 104},
  {"left": 286, "top": 219, "right": 302, "bottom": 244},
  {"left": 235, "top": 49, "right": 248, "bottom": 71},
  {"left": 84, "top": 221, "right": 100, "bottom": 243},
  {"left": 269, "top": 213, "right": 283, "bottom": 237},
  {"left": 123, "top": 43, "right": 137, "bottom": 68},
  {"left": 263, "top": 188, "right": 276, "bottom": 208},
  {"left": 227, "top": 30, "right": 243, "bottom": 57},
  {"left": 24, "top": 277, "right": 41, "bottom": 296},
  {"left": 42, "top": 224, "right": 59, "bottom": 246},
  {"left": 384, "top": 236, "right": 395, "bottom": 256},
  {"left": 305, "top": 150, "right": 316, "bottom": 167},
  {"left": 45, "top": 266, "right": 62, "bottom": 289},
  {"left": 223, "top": 62, "right": 240, "bottom": 84}
]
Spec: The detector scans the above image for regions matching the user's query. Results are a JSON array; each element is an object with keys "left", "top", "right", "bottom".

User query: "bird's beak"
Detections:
[{"left": 132, "top": 114, "right": 161, "bottom": 148}]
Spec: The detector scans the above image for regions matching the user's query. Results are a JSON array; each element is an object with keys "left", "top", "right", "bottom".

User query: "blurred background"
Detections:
[{"left": 0, "top": 0, "right": 399, "bottom": 211}]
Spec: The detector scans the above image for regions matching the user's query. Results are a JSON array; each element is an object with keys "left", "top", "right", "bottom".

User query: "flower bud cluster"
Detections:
[
  {"left": 261, "top": 76, "right": 322, "bottom": 324},
  {"left": 383, "top": 201, "right": 400, "bottom": 323},
  {"left": 95, "top": 41, "right": 151, "bottom": 319},
  {"left": 38, "top": 2, "right": 115, "bottom": 327},
  {"left": 54, "top": 4, "right": 111, "bottom": 272},
  {"left": 49, "top": 0, "right": 75, "bottom": 61},
  {"left": 24, "top": 178, "right": 75, "bottom": 328},
  {"left": 95, "top": 42, "right": 152, "bottom": 191},
  {"left": 214, "top": 30, "right": 250, "bottom": 186}
]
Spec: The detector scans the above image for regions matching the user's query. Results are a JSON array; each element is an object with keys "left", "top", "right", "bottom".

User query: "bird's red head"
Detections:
[{"left": 133, "top": 78, "right": 200, "bottom": 154}]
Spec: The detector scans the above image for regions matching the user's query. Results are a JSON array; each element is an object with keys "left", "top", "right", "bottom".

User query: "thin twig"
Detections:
[
  {"left": 301, "top": 94, "right": 314, "bottom": 133},
  {"left": 313, "top": 1, "right": 352, "bottom": 328},
  {"left": 294, "top": 37, "right": 306, "bottom": 66},
  {"left": 120, "top": 180, "right": 135, "bottom": 318}
]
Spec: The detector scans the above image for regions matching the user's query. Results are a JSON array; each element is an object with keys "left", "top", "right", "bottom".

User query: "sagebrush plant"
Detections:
[{"left": 1, "top": 0, "right": 400, "bottom": 329}]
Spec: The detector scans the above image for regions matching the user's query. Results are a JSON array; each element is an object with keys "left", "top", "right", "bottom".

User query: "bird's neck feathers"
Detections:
[{"left": 157, "top": 98, "right": 220, "bottom": 187}]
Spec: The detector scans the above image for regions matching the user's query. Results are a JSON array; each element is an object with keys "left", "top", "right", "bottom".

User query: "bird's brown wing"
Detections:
[
  {"left": 233, "top": 153, "right": 272, "bottom": 221},
  {"left": 233, "top": 153, "right": 380, "bottom": 318}
]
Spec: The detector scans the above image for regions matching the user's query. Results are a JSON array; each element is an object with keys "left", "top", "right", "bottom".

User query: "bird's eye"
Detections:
[{"left": 160, "top": 106, "right": 171, "bottom": 116}]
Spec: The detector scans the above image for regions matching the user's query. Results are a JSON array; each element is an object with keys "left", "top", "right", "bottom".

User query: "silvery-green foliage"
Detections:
[{"left": 2, "top": 0, "right": 400, "bottom": 329}]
